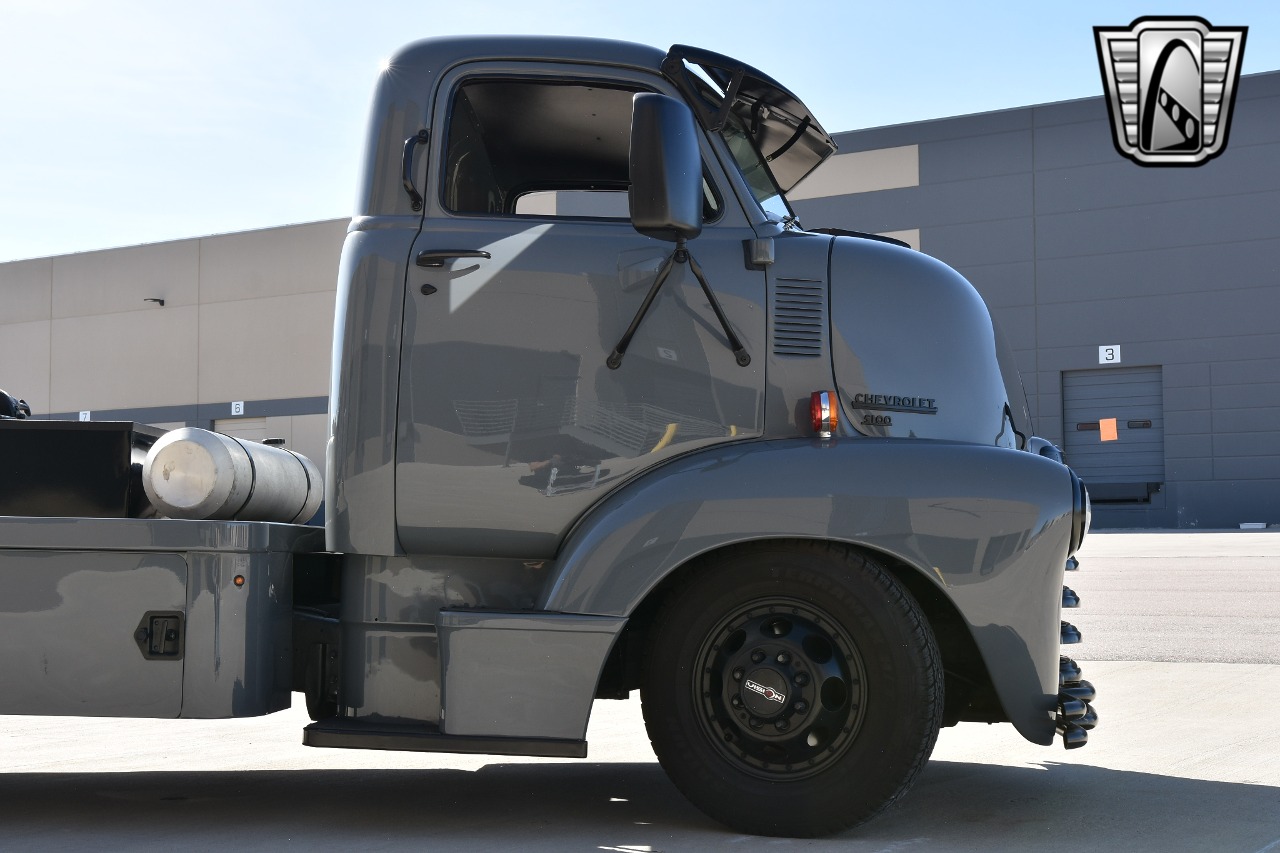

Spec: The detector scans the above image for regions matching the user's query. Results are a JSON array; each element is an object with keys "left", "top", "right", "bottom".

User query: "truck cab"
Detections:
[{"left": 316, "top": 36, "right": 1093, "bottom": 835}]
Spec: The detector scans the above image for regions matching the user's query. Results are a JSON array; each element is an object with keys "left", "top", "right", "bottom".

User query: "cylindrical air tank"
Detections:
[{"left": 142, "top": 427, "right": 322, "bottom": 524}]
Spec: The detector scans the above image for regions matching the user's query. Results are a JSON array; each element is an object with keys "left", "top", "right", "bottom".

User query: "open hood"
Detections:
[{"left": 662, "top": 44, "right": 837, "bottom": 195}]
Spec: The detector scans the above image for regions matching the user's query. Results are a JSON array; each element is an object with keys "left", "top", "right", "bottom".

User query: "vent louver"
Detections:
[{"left": 772, "top": 279, "right": 825, "bottom": 357}]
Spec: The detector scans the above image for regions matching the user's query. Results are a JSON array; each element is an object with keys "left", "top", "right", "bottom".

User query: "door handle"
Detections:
[{"left": 416, "top": 249, "right": 492, "bottom": 268}]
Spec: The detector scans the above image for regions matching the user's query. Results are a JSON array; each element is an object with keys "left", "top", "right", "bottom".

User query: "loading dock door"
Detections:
[
  {"left": 1063, "top": 366, "right": 1165, "bottom": 502},
  {"left": 213, "top": 417, "right": 268, "bottom": 443}
]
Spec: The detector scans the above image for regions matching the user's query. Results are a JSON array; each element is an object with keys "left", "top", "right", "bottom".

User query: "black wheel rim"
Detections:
[{"left": 693, "top": 595, "right": 867, "bottom": 780}]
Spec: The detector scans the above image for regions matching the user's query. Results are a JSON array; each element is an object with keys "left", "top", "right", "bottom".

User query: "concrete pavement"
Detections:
[{"left": 1070, "top": 531, "right": 1280, "bottom": 664}]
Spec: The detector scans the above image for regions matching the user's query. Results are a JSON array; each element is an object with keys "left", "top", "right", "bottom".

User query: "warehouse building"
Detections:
[
  {"left": 789, "top": 69, "right": 1280, "bottom": 528},
  {"left": 2, "top": 71, "right": 1278, "bottom": 529}
]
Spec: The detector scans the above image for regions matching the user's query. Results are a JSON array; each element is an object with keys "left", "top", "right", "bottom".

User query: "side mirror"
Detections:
[{"left": 629, "top": 93, "right": 703, "bottom": 242}]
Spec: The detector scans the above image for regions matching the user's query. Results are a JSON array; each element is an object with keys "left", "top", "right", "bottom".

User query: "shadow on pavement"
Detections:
[{"left": 0, "top": 759, "right": 1277, "bottom": 851}]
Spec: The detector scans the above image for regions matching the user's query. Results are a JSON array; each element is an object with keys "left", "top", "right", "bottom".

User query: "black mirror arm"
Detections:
[
  {"left": 607, "top": 248, "right": 679, "bottom": 370},
  {"left": 607, "top": 239, "right": 751, "bottom": 370},
  {"left": 686, "top": 249, "right": 751, "bottom": 367}
]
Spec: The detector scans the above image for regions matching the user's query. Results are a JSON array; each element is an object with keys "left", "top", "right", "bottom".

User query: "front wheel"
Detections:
[{"left": 641, "top": 542, "right": 942, "bottom": 837}]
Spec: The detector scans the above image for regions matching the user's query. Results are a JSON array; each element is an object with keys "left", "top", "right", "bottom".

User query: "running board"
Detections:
[{"left": 303, "top": 718, "right": 587, "bottom": 759}]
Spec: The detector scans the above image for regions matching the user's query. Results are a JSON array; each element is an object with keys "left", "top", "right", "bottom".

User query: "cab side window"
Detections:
[{"left": 442, "top": 79, "right": 720, "bottom": 220}]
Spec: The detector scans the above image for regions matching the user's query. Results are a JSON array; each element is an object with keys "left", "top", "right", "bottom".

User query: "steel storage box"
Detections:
[{"left": 0, "top": 517, "right": 321, "bottom": 718}]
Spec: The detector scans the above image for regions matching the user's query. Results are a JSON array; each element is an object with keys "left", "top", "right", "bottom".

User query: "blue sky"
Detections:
[{"left": 1, "top": 1, "right": 1276, "bottom": 262}]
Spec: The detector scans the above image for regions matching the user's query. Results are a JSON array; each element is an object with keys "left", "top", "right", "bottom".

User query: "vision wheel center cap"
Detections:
[{"left": 741, "top": 668, "right": 790, "bottom": 717}]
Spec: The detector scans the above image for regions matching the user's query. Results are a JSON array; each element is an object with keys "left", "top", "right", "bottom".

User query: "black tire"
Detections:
[{"left": 640, "top": 541, "right": 942, "bottom": 837}]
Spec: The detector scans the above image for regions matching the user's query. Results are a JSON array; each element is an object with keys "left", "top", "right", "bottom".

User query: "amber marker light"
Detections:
[
  {"left": 234, "top": 575, "right": 246, "bottom": 588},
  {"left": 810, "top": 391, "right": 838, "bottom": 438}
]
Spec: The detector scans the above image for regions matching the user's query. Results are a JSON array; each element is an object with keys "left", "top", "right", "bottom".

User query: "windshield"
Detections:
[
  {"left": 719, "top": 111, "right": 794, "bottom": 222},
  {"left": 662, "top": 45, "right": 836, "bottom": 221}
]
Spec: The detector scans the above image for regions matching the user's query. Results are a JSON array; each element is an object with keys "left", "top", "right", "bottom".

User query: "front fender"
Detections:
[{"left": 542, "top": 437, "right": 1075, "bottom": 745}]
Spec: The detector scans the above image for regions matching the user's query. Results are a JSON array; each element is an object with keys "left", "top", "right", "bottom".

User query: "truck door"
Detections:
[{"left": 396, "top": 64, "right": 765, "bottom": 558}]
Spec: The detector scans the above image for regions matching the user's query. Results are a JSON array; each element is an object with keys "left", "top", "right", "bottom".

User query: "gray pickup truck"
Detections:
[{"left": 0, "top": 36, "right": 1095, "bottom": 837}]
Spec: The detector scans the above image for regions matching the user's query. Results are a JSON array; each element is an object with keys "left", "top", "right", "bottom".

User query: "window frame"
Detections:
[{"left": 433, "top": 70, "right": 725, "bottom": 226}]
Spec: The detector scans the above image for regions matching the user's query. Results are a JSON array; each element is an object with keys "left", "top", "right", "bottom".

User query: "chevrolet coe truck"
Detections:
[{"left": 0, "top": 36, "right": 1096, "bottom": 837}]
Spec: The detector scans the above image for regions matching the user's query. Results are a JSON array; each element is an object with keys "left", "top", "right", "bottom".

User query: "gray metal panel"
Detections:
[
  {"left": 1169, "top": 458, "right": 1213, "bottom": 480},
  {"left": 392, "top": 59, "right": 765, "bottom": 559},
  {"left": 1063, "top": 367, "right": 1165, "bottom": 491},
  {"left": 1164, "top": 361, "right": 1210, "bottom": 388},
  {"left": 1213, "top": 408, "right": 1280, "bottom": 434},
  {"left": 920, "top": 130, "right": 1032, "bottom": 183},
  {"left": 0, "top": 550, "right": 186, "bottom": 717},
  {"left": 1204, "top": 331, "right": 1280, "bottom": 363},
  {"left": 335, "top": 553, "right": 547, "bottom": 726},
  {"left": 990, "top": 304, "right": 1036, "bottom": 351},
  {"left": 1216, "top": 429, "right": 1280, "bottom": 459},
  {"left": 1166, "top": 433, "right": 1212, "bottom": 461},
  {"left": 1036, "top": 190, "right": 1280, "bottom": 260},
  {"left": 795, "top": 172, "right": 1033, "bottom": 234},
  {"left": 926, "top": 217, "right": 1035, "bottom": 268},
  {"left": 438, "top": 611, "right": 625, "bottom": 740},
  {"left": 1029, "top": 114, "right": 1120, "bottom": 170},
  {"left": 1031, "top": 96, "right": 1108, "bottom": 129},
  {"left": 1213, "top": 379, "right": 1280, "bottom": 409},
  {"left": 0, "top": 516, "right": 322, "bottom": 553},
  {"left": 828, "top": 237, "right": 1021, "bottom": 446},
  {"left": 541, "top": 438, "right": 1078, "bottom": 746},
  {"left": 0, "top": 518, "right": 315, "bottom": 719},
  {"left": 394, "top": 211, "right": 765, "bottom": 557},
  {"left": 1165, "top": 409, "right": 1212, "bottom": 434},
  {"left": 41, "top": 396, "right": 329, "bottom": 425},
  {"left": 1215, "top": 357, "right": 1280, "bottom": 385},
  {"left": 326, "top": 223, "right": 413, "bottom": 557},
  {"left": 1215, "top": 457, "right": 1280, "bottom": 480},
  {"left": 180, "top": 547, "right": 294, "bottom": 718},
  {"left": 955, "top": 261, "right": 1036, "bottom": 310},
  {"left": 1036, "top": 239, "right": 1280, "bottom": 305},
  {"left": 1037, "top": 285, "right": 1280, "bottom": 345},
  {"left": 1035, "top": 143, "right": 1280, "bottom": 216},
  {"left": 763, "top": 231, "right": 840, "bottom": 435},
  {"left": 831, "top": 107, "right": 1032, "bottom": 152},
  {"left": 1219, "top": 90, "right": 1280, "bottom": 146}
]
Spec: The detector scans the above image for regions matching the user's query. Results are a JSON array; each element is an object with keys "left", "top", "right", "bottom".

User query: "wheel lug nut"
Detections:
[
  {"left": 750, "top": 649, "right": 765, "bottom": 664},
  {"left": 794, "top": 672, "right": 809, "bottom": 686},
  {"left": 731, "top": 695, "right": 743, "bottom": 708},
  {"left": 775, "top": 719, "right": 789, "bottom": 732},
  {"left": 732, "top": 667, "right": 744, "bottom": 681},
  {"left": 776, "top": 652, "right": 791, "bottom": 665},
  {"left": 794, "top": 701, "right": 808, "bottom": 714},
  {"left": 749, "top": 717, "right": 762, "bottom": 729}
]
